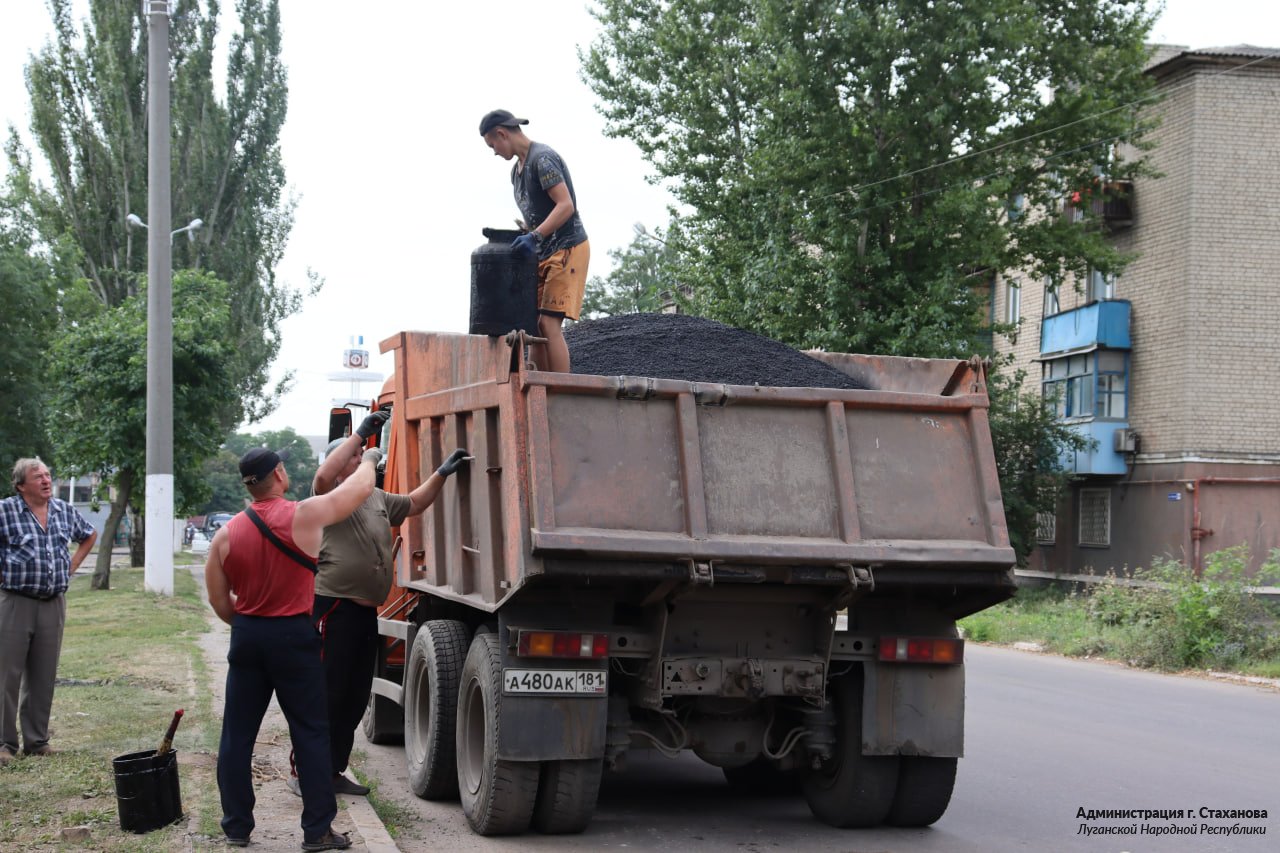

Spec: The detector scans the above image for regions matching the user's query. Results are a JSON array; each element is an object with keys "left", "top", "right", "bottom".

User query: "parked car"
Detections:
[{"left": 203, "top": 512, "right": 235, "bottom": 538}]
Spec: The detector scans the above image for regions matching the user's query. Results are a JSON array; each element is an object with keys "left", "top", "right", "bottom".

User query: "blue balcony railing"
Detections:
[{"left": 1040, "top": 299, "right": 1131, "bottom": 356}]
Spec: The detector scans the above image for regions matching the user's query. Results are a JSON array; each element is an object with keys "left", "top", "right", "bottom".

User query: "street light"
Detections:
[{"left": 126, "top": 213, "right": 204, "bottom": 244}]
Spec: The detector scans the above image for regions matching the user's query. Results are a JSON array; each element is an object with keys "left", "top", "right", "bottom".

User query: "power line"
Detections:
[{"left": 822, "top": 48, "right": 1280, "bottom": 203}]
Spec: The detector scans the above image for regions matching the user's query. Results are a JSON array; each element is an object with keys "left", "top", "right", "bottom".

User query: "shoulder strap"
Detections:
[{"left": 243, "top": 506, "right": 317, "bottom": 574}]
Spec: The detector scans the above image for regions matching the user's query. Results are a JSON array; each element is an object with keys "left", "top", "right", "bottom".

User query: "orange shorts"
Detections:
[{"left": 536, "top": 240, "right": 590, "bottom": 321}]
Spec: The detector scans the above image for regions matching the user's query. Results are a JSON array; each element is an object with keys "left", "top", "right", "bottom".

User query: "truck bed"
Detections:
[{"left": 382, "top": 331, "right": 1014, "bottom": 611}]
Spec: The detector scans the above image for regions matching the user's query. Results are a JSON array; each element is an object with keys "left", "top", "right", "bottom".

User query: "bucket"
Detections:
[
  {"left": 112, "top": 749, "right": 184, "bottom": 833},
  {"left": 469, "top": 227, "right": 539, "bottom": 336}
]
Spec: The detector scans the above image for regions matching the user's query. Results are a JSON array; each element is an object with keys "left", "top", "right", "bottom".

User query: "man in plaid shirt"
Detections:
[{"left": 0, "top": 457, "right": 98, "bottom": 765}]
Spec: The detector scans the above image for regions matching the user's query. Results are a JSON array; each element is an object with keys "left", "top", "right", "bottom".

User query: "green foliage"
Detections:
[
  {"left": 14, "top": 0, "right": 302, "bottom": 427},
  {"left": 200, "top": 428, "right": 318, "bottom": 510},
  {"left": 1087, "top": 547, "right": 1280, "bottom": 670},
  {"left": 581, "top": 227, "right": 680, "bottom": 319},
  {"left": 0, "top": 172, "right": 55, "bottom": 464},
  {"left": 46, "top": 270, "right": 241, "bottom": 515},
  {"left": 583, "top": 0, "right": 1158, "bottom": 358},
  {"left": 986, "top": 358, "right": 1093, "bottom": 564}
]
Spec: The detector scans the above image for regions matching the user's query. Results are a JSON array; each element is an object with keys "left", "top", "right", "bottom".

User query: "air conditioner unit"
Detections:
[{"left": 1113, "top": 428, "right": 1139, "bottom": 453}]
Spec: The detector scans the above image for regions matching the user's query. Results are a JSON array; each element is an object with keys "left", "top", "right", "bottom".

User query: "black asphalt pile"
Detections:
[{"left": 565, "top": 313, "right": 866, "bottom": 389}]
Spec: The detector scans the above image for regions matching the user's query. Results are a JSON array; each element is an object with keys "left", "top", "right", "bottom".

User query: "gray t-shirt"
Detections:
[
  {"left": 314, "top": 488, "right": 412, "bottom": 603},
  {"left": 511, "top": 141, "right": 588, "bottom": 259}
]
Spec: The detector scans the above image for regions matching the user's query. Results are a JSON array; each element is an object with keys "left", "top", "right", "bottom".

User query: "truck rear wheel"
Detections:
[
  {"left": 532, "top": 759, "right": 603, "bottom": 834},
  {"left": 457, "top": 632, "right": 540, "bottom": 835},
  {"left": 802, "top": 668, "right": 899, "bottom": 827},
  {"left": 886, "top": 756, "right": 957, "bottom": 827},
  {"left": 404, "top": 620, "right": 468, "bottom": 799}
]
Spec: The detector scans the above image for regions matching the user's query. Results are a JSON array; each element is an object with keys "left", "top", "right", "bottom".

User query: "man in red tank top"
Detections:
[{"left": 204, "top": 446, "right": 379, "bottom": 851}]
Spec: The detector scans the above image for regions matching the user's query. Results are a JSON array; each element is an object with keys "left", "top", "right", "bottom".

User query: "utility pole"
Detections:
[{"left": 144, "top": 0, "right": 174, "bottom": 595}]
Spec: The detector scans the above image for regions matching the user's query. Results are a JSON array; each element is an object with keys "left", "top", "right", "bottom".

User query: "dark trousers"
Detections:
[
  {"left": 312, "top": 595, "right": 379, "bottom": 775},
  {"left": 218, "top": 614, "right": 335, "bottom": 841}
]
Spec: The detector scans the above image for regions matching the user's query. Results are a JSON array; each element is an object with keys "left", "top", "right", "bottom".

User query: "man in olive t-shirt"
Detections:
[{"left": 288, "top": 410, "right": 469, "bottom": 797}]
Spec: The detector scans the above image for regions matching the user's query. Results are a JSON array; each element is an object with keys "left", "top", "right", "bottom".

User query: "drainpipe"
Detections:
[{"left": 1189, "top": 477, "right": 1280, "bottom": 578}]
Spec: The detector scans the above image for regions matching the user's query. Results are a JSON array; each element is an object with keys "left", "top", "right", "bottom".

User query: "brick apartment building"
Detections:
[{"left": 993, "top": 45, "right": 1280, "bottom": 578}]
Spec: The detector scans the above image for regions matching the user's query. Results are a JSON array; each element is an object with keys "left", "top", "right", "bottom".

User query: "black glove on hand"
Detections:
[
  {"left": 437, "top": 448, "right": 470, "bottom": 478},
  {"left": 356, "top": 409, "right": 390, "bottom": 440},
  {"left": 511, "top": 232, "right": 539, "bottom": 259},
  {"left": 362, "top": 448, "right": 384, "bottom": 467}
]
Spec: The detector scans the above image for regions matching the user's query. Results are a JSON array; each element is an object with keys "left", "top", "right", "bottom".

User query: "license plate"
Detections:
[{"left": 503, "top": 668, "right": 607, "bottom": 695}]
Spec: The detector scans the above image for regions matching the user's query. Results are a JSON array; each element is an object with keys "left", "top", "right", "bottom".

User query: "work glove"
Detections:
[
  {"left": 511, "top": 232, "right": 540, "bottom": 259},
  {"left": 437, "top": 448, "right": 471, "bottom": 478},
  {"left": 356, "top": 409, "right": 390, "bottom": 439},
  {"left": 362, "top": 448, "right": 384, "bottom": 467}
]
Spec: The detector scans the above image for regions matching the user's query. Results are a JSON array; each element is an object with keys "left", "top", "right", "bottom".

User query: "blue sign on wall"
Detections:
[{"left": 1167, "top": 492, "right": 1182, "bottom": 501}]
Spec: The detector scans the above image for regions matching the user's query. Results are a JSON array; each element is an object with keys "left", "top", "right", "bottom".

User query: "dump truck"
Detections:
[{"left": 347, "top": 329, "right": 1015, "bottom": 836}]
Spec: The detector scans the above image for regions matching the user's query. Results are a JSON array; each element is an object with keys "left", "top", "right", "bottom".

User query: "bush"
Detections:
[{"left": 1086, "top": 546, "right": 1280, "bottom": 670}]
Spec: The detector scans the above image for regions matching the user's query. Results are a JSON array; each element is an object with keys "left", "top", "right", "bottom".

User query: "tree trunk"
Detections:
[
  {"left": 93, "top": 467, "right": 133, "bottom": 590},
  {"left": 129, "top": 504, "right": 145, "bottom": 568}
]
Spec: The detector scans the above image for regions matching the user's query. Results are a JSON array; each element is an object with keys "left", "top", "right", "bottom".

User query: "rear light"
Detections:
[
  {"left": 878, "top": 637, "right": 964, "bottom": 664},
  {"left": 516, "top": 630, "right": 610, "bottom": 659}
]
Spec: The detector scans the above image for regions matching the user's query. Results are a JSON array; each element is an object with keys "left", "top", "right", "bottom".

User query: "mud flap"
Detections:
[
  {"left": 861, "top": 661, "right": 964, "bottom": 758},
  {"left": 496, "top": 694, "right": 608, "bottom": 761}
]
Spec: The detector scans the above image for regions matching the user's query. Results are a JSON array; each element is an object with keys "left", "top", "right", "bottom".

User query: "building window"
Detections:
[
  {"left": 1006, "top": 280, "right": 1021, "bottom": 324},
  {"left": 1043, "top": 277, "right": 1059, "bottom": 317},
  {"left": 1095, "top": 350, "right": 1127, "bottom": 419},
  {"left": 1036, "top": 512, "right": 1056, "bottom": 545},
  {"left": 1087, "top": 268, "right": 1115, "bottom": 302},
  {"left": 1041, "top": 350, "right": 1128, "bottom": 421},
  {"left": 1079, "top": 488, "right": 1111, "bottom": 546},
  {"left": 1042, "top": 353, "right": 1094, "bottom": 418}
]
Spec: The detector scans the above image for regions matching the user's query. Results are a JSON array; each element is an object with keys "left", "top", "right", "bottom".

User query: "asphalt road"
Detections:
[{"left": 355, "top": 645, "right": 1280, "bottom": 852}]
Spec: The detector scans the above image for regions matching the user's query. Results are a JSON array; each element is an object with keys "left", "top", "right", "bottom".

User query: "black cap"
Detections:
[
  {"left": 479, "top": 109, "right": 528, "bottom": 136},
  {"left": 239, "top": 447, "right": 288, "bottom": 485}
]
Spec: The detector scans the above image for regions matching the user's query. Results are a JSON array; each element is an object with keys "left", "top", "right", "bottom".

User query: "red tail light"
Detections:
[
  {"left": 516, "top": 630, "right": 610, "bottom": 659},
  {"left": 878, "top": 637, "right": 964, "bottom": 664}
]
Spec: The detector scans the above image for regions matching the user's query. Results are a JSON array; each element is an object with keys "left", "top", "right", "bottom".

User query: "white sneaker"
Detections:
[{"left": 286, "top": 774, "right": 302, "bottom": 797}]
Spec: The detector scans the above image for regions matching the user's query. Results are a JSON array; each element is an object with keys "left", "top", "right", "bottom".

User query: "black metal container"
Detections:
[
  {"left": 112, "top": 748, "right": 184, "bottom": 833},
  {"left": 469, "top": 228, "right": 538, "bottom": 336}
]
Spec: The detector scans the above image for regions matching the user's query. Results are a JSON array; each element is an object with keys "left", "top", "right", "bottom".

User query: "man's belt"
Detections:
[{"left": 1, "top": 587, "right": 59, "bottom": 601}]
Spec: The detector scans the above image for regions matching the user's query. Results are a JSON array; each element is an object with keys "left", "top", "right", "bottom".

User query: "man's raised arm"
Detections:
[{"left": 291, "top": 448, "right": 380, "bottom": 555}]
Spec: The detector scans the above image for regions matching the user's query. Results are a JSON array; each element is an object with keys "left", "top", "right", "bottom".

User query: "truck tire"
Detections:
[
  {"left": 802, "top": 668, "right": 899, "bottom": 827},
  {"left": 532, "top": 759, "right": 603, "bottom": 834},
  {"left": 362, "top": 690, "right": 403, "bottom": 745},
  {"left": 457, "top": 632, "right": 540, "bottom": 835},
  {"left": 886, "top": 756, "right": 957, "bottom": 827},
  {"left": 723, "top": 757, "right": 802, "bottom": 795},
  {"left": 404, "top": 620, "right": 468, "bottom": 799}
]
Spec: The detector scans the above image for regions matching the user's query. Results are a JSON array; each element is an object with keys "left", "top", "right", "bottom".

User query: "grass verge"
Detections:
[
  {"left": 0, "top": 560, "right": 220, "bottom": 851},
  {"left": 962, "top": 547, "right": 1280, "bottom": 677}
]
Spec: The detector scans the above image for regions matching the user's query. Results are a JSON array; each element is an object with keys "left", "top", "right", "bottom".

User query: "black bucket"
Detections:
[
  {"left": 112, "top": 749, "right": 184, "bottom": 833},
  {"left": 470, "top": 227, "right": 538, "bottom": 336}
]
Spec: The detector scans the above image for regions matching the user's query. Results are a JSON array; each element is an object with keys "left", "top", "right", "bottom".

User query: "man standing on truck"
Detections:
[
  {"left": 479, "top": 109, "right": 590, "bottom": 373},
  {"left": 205, "top": 446, "right": 381, "bottom": 851},
  {"left": 285, "top": 409, "right": 470, "bottom": 798},
  {"left": 0, "top": 457, "right": 97, "bottom": 766}
]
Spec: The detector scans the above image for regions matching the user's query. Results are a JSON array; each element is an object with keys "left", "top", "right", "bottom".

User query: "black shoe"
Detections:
[
  {"left": 332, "top": 774, "right": 370, "bottom": 796},
  {"left": 225, "top": 836, "right": 250, "bottom": 847},
  {"left": 301, "top": 829, "right": 351, "bottom": 851}
]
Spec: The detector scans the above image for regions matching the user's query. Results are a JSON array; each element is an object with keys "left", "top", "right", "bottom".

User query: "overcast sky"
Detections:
[{"left": 1, "top": 1, "right": 1275, "bottom": 437}]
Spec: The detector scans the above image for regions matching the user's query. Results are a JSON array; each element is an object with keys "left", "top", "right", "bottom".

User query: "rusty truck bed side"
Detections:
[{"left": 382, "top": 331, "right": 1014, "bottom": 612}]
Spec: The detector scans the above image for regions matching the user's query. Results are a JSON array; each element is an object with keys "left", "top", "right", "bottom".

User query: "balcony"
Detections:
[
  {"left": 1062, "top": 180, "right": 1134, "bottom": 230},
  {"left": 1040, "top": 299, "right": 1131, "bottom": 357},
  {"left": 1060, "top": 421, "right": 1131, "bottom": 477}
]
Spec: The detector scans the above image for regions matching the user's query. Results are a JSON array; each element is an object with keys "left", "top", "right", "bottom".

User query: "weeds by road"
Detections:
[
  {"left": 0, "top": 559, "right": 221, "bottom": 851},
  {"left": 962, "top": 546, "right": 1280, "bottom": 678}
]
